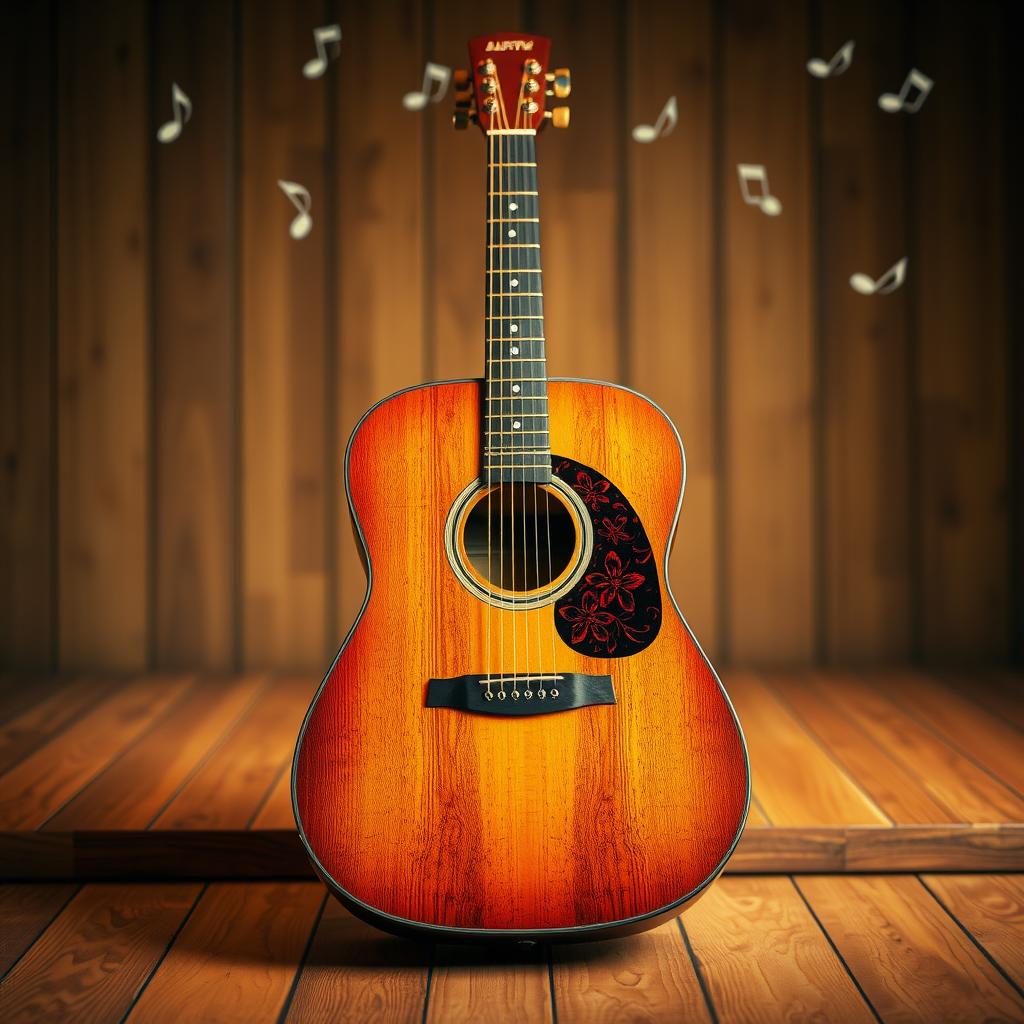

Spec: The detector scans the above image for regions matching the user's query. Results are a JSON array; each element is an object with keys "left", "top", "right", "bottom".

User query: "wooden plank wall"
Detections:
[{"left": 0, "top": 0, "right": 1015, "bottom": 672}]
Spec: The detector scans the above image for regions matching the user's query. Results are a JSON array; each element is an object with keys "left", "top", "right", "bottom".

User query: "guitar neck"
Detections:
[{"left": 483, "top": 129, "right": 551, "bottom": 484}]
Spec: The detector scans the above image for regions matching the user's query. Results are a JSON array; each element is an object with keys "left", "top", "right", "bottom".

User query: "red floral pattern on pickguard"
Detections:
[{"left": 553, "top": 458, "right": 661, "bottom": 657}]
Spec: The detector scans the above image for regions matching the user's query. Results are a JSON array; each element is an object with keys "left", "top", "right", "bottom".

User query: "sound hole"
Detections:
[{"left": 463, "top": 484, "right": 577, "bottom": 592}]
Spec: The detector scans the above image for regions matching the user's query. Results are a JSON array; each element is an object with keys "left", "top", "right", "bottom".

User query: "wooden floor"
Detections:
[
  {"left": 1, "top": 873, "right": 1022, "bottom": 1022},
  {"left": 0, "top": 670, "right": 1021, "bottom": 877}
]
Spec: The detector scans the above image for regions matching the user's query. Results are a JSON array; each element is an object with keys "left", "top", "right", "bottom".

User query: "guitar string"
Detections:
[{"left": 484, "top": 126, "right": 495, "bottom": 701}]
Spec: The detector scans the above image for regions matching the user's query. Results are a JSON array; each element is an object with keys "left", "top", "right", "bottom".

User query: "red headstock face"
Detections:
[{"left": 461, "top": 33, "right": 556, "bottom": 133}]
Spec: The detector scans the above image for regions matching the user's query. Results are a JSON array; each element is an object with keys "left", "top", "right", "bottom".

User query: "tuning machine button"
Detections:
[
  {"left": 545, "top": 106, "right": 571, "bottom": 128},
  {"left": 524, "top": 59, "right": 541, "bottom": 75},
  {"left": 452, "top": 108, "right": 475, "bottom": 130},
  {"left": 546, "top": 67, "right": 571, "bottom": 99}
]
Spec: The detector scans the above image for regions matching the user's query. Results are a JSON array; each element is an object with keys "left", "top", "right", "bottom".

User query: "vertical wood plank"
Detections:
[
  {"left": 241, "top": 0, "right": 330, "bottom": 670},
  {"left": 334, "top": 0, "right": 425, "bottom": 637},
  {"left": 528, "top": 0, "right": 623, "bottom": 384},
  {"left": 684, "top": 876, "right": 876, "bottom": 1022},
  {"left": 627, "top": 0, "right": 720, "bottom": 657},
  {"left": 915, "top": 1, "right": 1008, "bottom": 660},
  {"left": 128, "top": 882, "right": 325, "bottom": 1023},
  {"left": 57, "top": 0, "right": 149, "bottom": 669},
  {"left": 152, "top": 0, "right": 236, "bottom": 669},
  {"left": 429, "top": 0, "right": 523, "bottom": 383},
  {"left": 0, "top": 2, "right": 55, "bottom": 670},
  {"left": 0, "top": 883, "right": 201, "bottom": 1023},
  {"left": 797, "top": 875, "right": 1024, "bottom": 1021},
  {"left": 721, "top": 0, "right": 816, "bottom": 662},
  {"left": 818, "top": 1, "right": 912, "bottom": 661}
]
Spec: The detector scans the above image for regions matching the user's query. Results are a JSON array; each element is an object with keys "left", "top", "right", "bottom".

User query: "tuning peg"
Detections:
[
  {"left": 545, "top": 67, "right": 571, "bottom": 99},
  {"left": 545, "top": 106, "right": 571, "bottom": 129},
  {"left": 452, "top": 107, "right": 475, "bottom": 130},
  {"left": 453, "top": 68, "right": 471, "bottom": 90}
]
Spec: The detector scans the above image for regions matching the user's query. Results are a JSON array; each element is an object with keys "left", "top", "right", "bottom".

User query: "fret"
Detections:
[
  {"left": 489, "top": 191, "right": 538, "bottom": 195},
  {"left": 490, "top": 162, "right": 537, "bottom": 167},
  {"left": 486, "top": 218, "right": 539, "bottom": 223},
  {"left": 486, "top": 243, "right": 541, "bottom": 249}
]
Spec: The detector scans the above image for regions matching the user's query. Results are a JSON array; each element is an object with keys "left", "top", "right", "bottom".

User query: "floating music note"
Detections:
[
  {"left": 302, "top": 24, "right": 342, "bottom": 79},
  {"left": 277, "top": 180, "right": 313, "bottom": 240},
  {"left": 850, "top": 257, "right": 908, "bottom": 296},
  {"left": 736, "top": 164, "right": 782, "bottom": 217},
  {"left": 879, "top": 68, "right": 933, "bottom": 113},
  {"left": 402, "top": 62, "right": 452, "bottom": 111},
  {"left": 632, "top": 96, "right": 678, "bottom": 143},
  {"left": 156, "top": 82, "right": 192, "bottom": 144},
  {"left": 806, "top": 39, "right": 855, "bottom": 79}
]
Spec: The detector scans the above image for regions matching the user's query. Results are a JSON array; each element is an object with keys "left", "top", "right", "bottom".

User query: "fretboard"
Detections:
[{"left": 483, "top": 130, "right": 550, "bottom": 485}]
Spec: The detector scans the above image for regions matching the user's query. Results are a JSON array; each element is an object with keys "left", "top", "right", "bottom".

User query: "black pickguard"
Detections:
[{"left": 552, "top": 457, "right": 661, "bottom": 658}]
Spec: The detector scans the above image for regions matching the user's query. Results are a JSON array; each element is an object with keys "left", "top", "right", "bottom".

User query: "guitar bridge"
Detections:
[{"left": 426, "top": 673, "right": 615, "bottom": 716}]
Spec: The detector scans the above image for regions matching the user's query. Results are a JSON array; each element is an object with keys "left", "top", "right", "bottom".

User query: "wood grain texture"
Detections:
[
  {"left": 286, "top": 901, "right": 429, "bottom": 1024},
  {"left": 915, "top": 0, "right": 1008, "bottom": 661},
  {"left": 0, "top": 2, "right": 55, "bottom": 669},
  {"left": 427, "top": 944, "right": 552, "bottom": 1024},
  {"left": 0, "top": 883, "right": 77, "bottom": 978},
  {"left": 155, "top": 674, "right": 312, "bottom": 829},
  {"left": 0, "top": 883, "right": 200, "bottom": 1024},
  {"left": 965, "top": 673, "right": 1024, "bottom": 732},
  {"left": 0, "top": 677, "right": 116, "bottom": 776},
  {"left": 683, "top": 875, "right": 876, "bottom": 1023},
  {"left": 44, "top": 675, "right": 266, "bottom": 830},
  {"left": 627, "top": 0, "right": 719, "bottom": 659},
  {"left": 878, "top": 671, "right": 1024, "bottom": 793},
  {"left": 528, "top": 0, "right": 622, "bottom": 384},
  {"left": 249, "top": 760, "right": 295, "bottom": 829},
  {"left": 767, "top": 672, "right": 961, "bottom": 823},
  {"left": 819, "top": 0, "right": 912, "bottom": 661},
  {"left": 153, "top": 0, "right": 236, "bottom": 670},
  {"left": 0, "top": 675, "right": 191, "bottom": 828},
  {"left": 241, "top": 0, "right": 329, "bottom": 670},
  {"left": 335, "top": 0, "right": 425, "bottom": 638},
  {"left": 721, "top": 0, "right": 816, "bottom": 663},
  {"left": 552, "top": 920, "right": 710, "bottom": 1022},
  {"left": 127, "top": 882, "right": 324, "bottom": 1024},
  {"left": 807, "top": 672, "right": 1024, "bottom": 823},
  {"left": 296, "top": 381, "right": 747, "bottom": 933},
  {"left": 724, "top": 672, "right": 888, "bottom": 826},
  {"left": 797, "top": 874, "right": 1024, "bottom": 1022},
  {"left": 921, "top": 874, "right": 1024, "bottom": 988},
  {"left": 56, "top": 0, "right": 149, "bottom": 670}
]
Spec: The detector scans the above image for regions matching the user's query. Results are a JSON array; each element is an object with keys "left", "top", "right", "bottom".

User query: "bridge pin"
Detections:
[
  {"left": 524, "top": 690, "right": 533, "bottom": 698},
  {"left": 498, "top": 690, "right": 506, "bottom": 700},
  {"left": 538, "top": 689, "right": 546, "bottom": 698},
  {"left": 512, "top": 690, "right": 520, "bottom": 699},
  {"left": 550, "top": 688, "right": 559, "bottom": 697}
]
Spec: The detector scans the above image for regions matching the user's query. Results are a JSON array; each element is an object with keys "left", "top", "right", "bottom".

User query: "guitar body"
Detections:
[{"left": 293, "top": 378, "right": 749, "bottom": 942}]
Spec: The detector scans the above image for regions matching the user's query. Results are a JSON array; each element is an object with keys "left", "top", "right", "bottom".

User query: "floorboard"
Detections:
[
  {"left": 0, "top": 883, "right": 200, "bottom": 1024},
  {"left": 284, "top": 901, "right": 429, "bottom": 1023},
  {"left": 125, "top": 882, "right": 325, "bottom": 1023},
  {"left": 552, "top": 920, "right": 711, "bottom": 1022},
  {"left": 921, "top": 874, "right": 1024, "bottom": 990},
  {"left": 797, "top": 874, "right": 1024, "bottom": 1022},
  {"left": 0, "top": 883, "right": 78, "bottom": 977},
  {"left": 682, "top": 875, "right": 877, "bottom": 1023}
]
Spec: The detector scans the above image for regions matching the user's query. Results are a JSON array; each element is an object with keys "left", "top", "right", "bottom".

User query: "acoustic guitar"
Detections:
[{"left": 293, "top": 32, "right": 749, "bottom": 943}]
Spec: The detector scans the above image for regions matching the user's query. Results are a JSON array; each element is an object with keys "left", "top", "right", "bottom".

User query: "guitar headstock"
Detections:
[{"left": 454, "top": 33, "right": 570, "bottom": 133}]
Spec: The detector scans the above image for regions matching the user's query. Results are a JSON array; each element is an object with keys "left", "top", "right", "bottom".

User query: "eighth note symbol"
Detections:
[
  {"left": 736, "top": 164, "right": 783, "bottom": 217},
  {"left": 632, "top": 96, "right": 678, "bottom": 143},
  {"left": 277, "top": 180, "right": 313, "bottom": 240},
  {"left": 156, "top": 82, "right": 192, "bottom": 144},
  {"left": 849, "top": 257, "right": 908, "bottom": 296},
  {"left": 302, "top": 24, "right": 342, "bottom": 80},
  {"left": 402, "top": 62, "right": 452, "bottom": 111},
  {"left": 879, "top": 68, "right": 933, "bottom": 114},
  {"left": 806, "top": 39, "right": 854, "bottom": 79}
]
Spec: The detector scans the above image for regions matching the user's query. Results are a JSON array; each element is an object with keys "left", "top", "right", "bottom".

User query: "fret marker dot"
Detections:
[
  {"left": 512, "top": 384, "right": 521, "bottom": 393},
  {"left": 509, "top": 202, "right": 518, "bottom": 211},
  {"left": 513, "top": 420, "right": 521, "bottom": 429},
  {"left": 511, "top": 346, "right": 519, "bottom": 354},
  {"left": 510, "top": 278, "right": 519, "bottom": 288},
  {"left": 510, "top": 324, "right": 519, "bottom": 333},
  {"left": 508, "top": 229, "right": 516, "bottom": 238}
]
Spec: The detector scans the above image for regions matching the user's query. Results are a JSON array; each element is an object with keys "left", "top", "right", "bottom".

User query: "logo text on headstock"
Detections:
[{"left": 485, "top": 39, "right": 535, "bottom": 51}]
